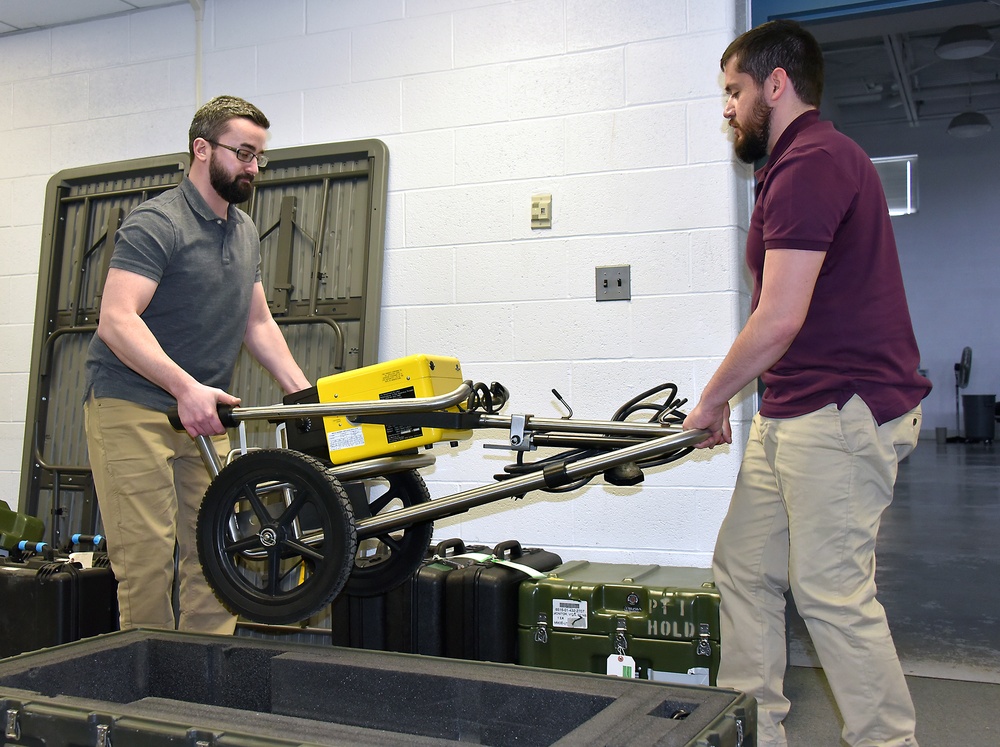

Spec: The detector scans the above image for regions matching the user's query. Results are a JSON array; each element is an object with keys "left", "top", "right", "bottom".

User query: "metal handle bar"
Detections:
[
  {"left": 474, "top": 413, "right": 687, "bottom": 438},
  {"left": 353, "top": 427, "right": 709, "bottom": 539},
  {"left": 169, "top": 382, "right": 476, "bottom": 431},
  {"left": 176, "top": 382, "right": 687, "bottom": 439}
]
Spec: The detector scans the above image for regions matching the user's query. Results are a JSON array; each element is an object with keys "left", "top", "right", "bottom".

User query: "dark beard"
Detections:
[
  {"left": 734, "top": 94, "right": 771, "bottom": 164},
  {"left": 209, "top": 154, "right": 254, "bottom": 204}
]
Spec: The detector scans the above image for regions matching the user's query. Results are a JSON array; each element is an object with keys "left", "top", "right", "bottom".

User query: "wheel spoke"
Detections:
[
  {"left": 375, "top": 533, "right": 403, "bottom": 553},
  {"left": 368, "top": 485, "right": 400, "bottom": 515},
  {"left": 224, "top": 534, "right": 263, "bottom": 554},
  {"left": 265, "top": 547, "right": 282, "bottom": 595},
  {"left": 241, "top": 481, "right": 274, "bottom": 524},
  {"left": 276, "top": 559, "right": 306, "bottom": 589},
  {"left": 285, "top": 537, "right": 326, "bottom": 563},
  {"left": 276, "top": 487, "right": 309, "bottom": 527}
]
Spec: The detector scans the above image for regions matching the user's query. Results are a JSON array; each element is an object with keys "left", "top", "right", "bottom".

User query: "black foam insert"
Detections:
[
  {"left": 270, "top": 651, "right": 616, "bottom": 745},
  {"left": 0, "top": 630, "right": 753, "bottom": 746}
]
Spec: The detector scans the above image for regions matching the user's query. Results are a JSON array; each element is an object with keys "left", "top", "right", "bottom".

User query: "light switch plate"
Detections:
[
  {"left": 596, "top": 265, "right": 630, "bottom": 301},
  {"left": 531, "top": 194, "right": 552, "bottom": 229}
]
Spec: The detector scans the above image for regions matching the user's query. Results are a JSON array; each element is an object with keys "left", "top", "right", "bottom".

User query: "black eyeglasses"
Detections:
[{"left": 207, "top": 140, "right": 268, "bottom": 168}]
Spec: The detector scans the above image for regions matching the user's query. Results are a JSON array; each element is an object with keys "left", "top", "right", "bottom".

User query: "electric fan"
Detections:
[{"left": 954, "top": 346, "right": 972, "bottom": 432}]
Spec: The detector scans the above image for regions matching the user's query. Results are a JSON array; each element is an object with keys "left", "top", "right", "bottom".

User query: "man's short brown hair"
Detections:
[
  {"left": 188, "top": 95, "right": 270, "bottom": 158},
  {"left": 721, "top": 19, "right": 824, "bottom": 107}
]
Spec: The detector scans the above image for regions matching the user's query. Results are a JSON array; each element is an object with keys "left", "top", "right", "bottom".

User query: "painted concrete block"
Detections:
[
  {"left": 257, "top": 30, "right": 351, "bottom": 95},
  {"left": 510, "top": 48, "right": 624, "bottom": 120},
  {"left": 403, "top": 67, "right": 509, "bottom": 131},
  {"left": 353, "top": 15, "right": 452, "bottom": 82},
  {"left": 454, "top": 0, "right": 564, "bottom": 68}
]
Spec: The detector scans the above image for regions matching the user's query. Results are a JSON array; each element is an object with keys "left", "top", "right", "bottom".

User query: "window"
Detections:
[{"left": 871, "top": 155, "right": 918, "bottom": 216}]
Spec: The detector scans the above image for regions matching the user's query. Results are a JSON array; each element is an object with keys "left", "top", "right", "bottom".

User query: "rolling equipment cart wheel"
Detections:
[
  {"left": 344, "top": 469, "right": 434, "bottom": 596},
  {"left": 197, "top": 449, "right": 357, "bottom": 624}
]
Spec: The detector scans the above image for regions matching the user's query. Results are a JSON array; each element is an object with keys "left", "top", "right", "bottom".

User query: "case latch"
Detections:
[{"left": 4, "top": 707, "right": 21, "bottom": 740}]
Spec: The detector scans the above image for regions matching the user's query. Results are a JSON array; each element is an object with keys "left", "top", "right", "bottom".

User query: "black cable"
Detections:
[
  {"left": 495, "top": 382, "right": 693, "bottom": 493},
  {"left": 465, "top": 381, "right": 510, "bottom": 414}
]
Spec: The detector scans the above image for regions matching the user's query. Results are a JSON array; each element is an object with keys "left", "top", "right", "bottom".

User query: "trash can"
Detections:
[{"left": 962, "top": 394, "right": 996, "bottom": 442}]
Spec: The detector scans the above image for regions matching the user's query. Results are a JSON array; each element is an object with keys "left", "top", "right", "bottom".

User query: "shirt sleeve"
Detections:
[
  {"left": 108, "top": 206, "right": 177, "bottom": 283},
  {"left": 761, "top": 146, "right": 858, "bottom": 253}
]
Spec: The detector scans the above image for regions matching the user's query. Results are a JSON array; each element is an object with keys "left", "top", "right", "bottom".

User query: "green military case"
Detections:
[
  {"left": 0, "top": 500, "right": 45, "bottom": 552},
  {"left": 518, "top": 560, "right": 721, "bottom": 685}
]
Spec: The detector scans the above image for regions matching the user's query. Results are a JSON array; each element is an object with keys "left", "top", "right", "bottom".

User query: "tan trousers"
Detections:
[
  {"left": 714, "top": 396, "right": 921, "bottom": 747},
  {"left": 84, "top": 396, "right": 236, "bottom": 634}
]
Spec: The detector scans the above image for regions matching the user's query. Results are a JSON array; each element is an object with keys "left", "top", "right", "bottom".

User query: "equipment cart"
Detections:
[{"left": 175, "top": 354, "right": 708, "bottom": 626}]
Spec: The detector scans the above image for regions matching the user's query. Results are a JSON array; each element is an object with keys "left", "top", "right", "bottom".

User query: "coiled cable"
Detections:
[{"left": 496, "top": 382, "right": 693, "bottom": 492}]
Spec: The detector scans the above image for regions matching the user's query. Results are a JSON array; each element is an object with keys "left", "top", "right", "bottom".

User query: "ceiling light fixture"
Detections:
[
  {"left": 935, "top": 24, "right": 995, "bottom": 60},
  {"left": 947, "top": 110, "right": 993, "bottom": 137}
]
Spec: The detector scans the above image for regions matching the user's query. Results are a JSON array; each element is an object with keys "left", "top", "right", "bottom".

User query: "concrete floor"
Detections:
[{"left": 787, "top": 438, "right": 1000, "bottom": 683}]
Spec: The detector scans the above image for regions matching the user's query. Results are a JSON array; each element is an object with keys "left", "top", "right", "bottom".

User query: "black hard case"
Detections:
[
  {"left": 444, "top": 539, "right": 562, "bottom": 663},
  {"left": 329, "top": 586, "right": 411, "bottom": 653},
  {"left": 411, "top": 538, "right": 492, "bottom": 656},
  {"left": 327, "top": 538, "right": 488, "bottom": 656},
  {"left": 0, "top": 629, "right": 757, "bottom": 747},
  {"left": 0, "top": 557, "right": 118, "bottom": 658}
]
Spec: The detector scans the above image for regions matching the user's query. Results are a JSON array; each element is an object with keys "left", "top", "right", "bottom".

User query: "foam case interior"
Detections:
[{"left": 0, "top": 629, "right": 753, "bottom": 746}]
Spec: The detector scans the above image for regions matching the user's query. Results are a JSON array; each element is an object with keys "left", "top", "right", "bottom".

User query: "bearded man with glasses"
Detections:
[{"left": 83, "top": 95, "right": 310, "bottom": 634}]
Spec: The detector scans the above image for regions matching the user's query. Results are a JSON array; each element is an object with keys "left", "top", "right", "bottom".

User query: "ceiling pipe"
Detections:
[
  {"left": 838, "top": 78, "right": 1000, "bottom": 109},
  {"left": 905, "top": 78, "right": 1000, "bottom": 102},
  {"left": 884, "top": 34, "right": 919, "bottom": 126},
  {"left": 190, "top": 0, "right": 205, "bottom": 106},
  {"left": 830, "top": 104, "right": 1000, "bottom": 129}
]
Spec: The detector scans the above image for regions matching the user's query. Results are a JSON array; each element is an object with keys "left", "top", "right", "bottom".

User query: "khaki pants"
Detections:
[
  {"left": 714, "top": 396, "right": 921, "bottom": 747},
  {"left": 84, "top": 396, "right": 236, "bottom": 634}
]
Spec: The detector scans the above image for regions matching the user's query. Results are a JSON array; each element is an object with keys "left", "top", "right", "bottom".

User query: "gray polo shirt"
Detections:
[{"left": 85, "top": 177, "right": 261, "bottom": 412}]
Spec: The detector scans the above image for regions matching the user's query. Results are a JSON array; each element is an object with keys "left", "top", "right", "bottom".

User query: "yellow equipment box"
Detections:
[{"left": 309, "top": 354, "right": 471, "bottom": 464}]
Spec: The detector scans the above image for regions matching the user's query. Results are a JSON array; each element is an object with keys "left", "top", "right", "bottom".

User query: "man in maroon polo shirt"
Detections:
[{"left": 683, "top": 20, "right": 931, "bottom": 747}]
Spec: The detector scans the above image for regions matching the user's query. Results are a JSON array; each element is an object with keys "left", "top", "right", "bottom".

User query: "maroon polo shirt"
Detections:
[{"left": 748, "top": 110, "right": 931, "bottom": 424}]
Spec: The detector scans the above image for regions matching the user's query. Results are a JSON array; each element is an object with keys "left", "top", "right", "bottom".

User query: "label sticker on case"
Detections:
[
  {"left": 328, "top": 426, "right": 365, "bottom": 451},
  {"left": 552, "top": 599, "right": 588, "bottom": 629}
]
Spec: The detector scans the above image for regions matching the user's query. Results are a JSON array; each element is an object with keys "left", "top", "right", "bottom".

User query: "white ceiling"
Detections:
[{"left": 0, "top": 0, "right": 187, "bottom": 36}]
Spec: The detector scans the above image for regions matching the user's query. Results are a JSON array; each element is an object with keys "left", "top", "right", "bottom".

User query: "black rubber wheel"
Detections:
[
  {"left": 197, "top": 449, "right": 357, "bottom": 625},
  {"left": 343, "top": 469, "right": 434, "bottom": 596}
]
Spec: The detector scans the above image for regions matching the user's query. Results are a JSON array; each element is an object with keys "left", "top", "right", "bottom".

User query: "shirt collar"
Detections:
[
  {"left": 754, "top": 109, "right": 822, "bottom": 183},
  {"left": 179, "top": 177, "right": 244, "bottom": 225}
]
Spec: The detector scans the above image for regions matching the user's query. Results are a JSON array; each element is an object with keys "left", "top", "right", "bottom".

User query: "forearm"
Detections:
[
  {"left": 243, "top": 317, "right": 310, "bottom": 394},
  {"left": 684, "top": 248, "right": 825, "bottom": 447},
  {"left": 97, "top": 313, "right": 199, "bottom": 400},
  {"left": 683, "top": 308, "right": 800, "bottom": 448},
  {"left": 698, "top": 311, "right": 796, "bottom": 410}
]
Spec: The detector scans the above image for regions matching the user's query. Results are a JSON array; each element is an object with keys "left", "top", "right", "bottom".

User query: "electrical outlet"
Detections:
[{"left": 596, "top": 265, "right": 631, "bottom": 301}]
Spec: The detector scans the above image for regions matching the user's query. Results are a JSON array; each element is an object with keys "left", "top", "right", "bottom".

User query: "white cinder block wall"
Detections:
[{"left": 0, "top": 0, "right": 753, "bottom": 568}]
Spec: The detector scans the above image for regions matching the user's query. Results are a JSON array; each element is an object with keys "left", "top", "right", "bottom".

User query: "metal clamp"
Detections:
[
  {"left": 509, "top": 414, "right": 534, "bottom": 451},
  {"left": 95, "top": 722, "right": 112, "bottom": 747},
  {"left": 5, "top": 708, "right": 20, "bottom": 740},
  {"left": 696, "top": 622, "right": 713, "bottom": 657},
  {"left": 534, "top": 612, "right": 550, "bottom": 644},
  {"left": 614, "top": 617, "right": 629, "bottom": 655}
]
